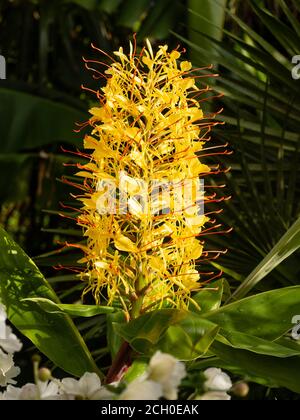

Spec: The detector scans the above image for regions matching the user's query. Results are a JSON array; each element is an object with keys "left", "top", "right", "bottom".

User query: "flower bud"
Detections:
[
  {"left": 38, "top": 367, "right": 52, "bottom": 382},
  {"left": 31, "top": 354, "right": 41, "bottom": 364},
  {"left": 231, "top": 382, "right": 249, "bottom": 398}
]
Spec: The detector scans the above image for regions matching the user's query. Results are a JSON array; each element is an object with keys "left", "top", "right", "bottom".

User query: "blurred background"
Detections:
[{"left": 0, "top": 0, "right": 300, "bottom": 399}]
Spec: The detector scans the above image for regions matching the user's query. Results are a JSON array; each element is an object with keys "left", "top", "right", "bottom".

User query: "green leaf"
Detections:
[
  {"left": 231, "top": 217, "right": 300, "bottom": 300},
  {"left": 137, "top": 0, "right": 181, "bottom": 40},
  {"left": 188, "top": 0, "right": 227, "bottom": 64},
  {"left": 23, "top": 297, "right": 115, "bottom": 317},
  {"left": 107, "top": 311, "right": 126, "bottom": 359},
  {"left": 251, "top": 1, "right": 300, "bottom": 56},
  {"left": 0, "top": 88, "right": 86, "bottom": 153},
  {"left": 192, "top": 279, "right": 224, "bottom": 313},
  {"left": 204, "top": 286, "right": 300, "bottom": 340},
  {"left": 158, "top": 317, "right": 219, "bottom": 360},
  {"left": 217, "top": 330, "right": 300, "bottom": 357},
  {"left": 117, "top": 0, "right": 150, "bottom": 29},
  {"left": 114, "top": 309, "right": 186, "bottom": 353},
  {"left": 0, "top": 227, "right": 100, "bottom": 377},
  {"left": 115, "top": 310, "right": 218, "bottom": 360},
  {"left": 98, "top": 0, "right": 122, "bottom": 14},
  {"left": 211, "top": 341, "right": 300, "bottom": 393}
]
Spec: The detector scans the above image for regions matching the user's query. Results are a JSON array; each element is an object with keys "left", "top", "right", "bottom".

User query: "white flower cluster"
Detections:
[
  {"left": 0, "top": 304, "right": 22, "bottom": 388},
  {"left": 1, "top": 351, "right": 186, "bottom": 400},
  {"left": 0, "top": 304, "right": 234, "bottom": 401}
]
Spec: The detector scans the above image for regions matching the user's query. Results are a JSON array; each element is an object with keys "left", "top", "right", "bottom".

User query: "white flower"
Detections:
[
  {"left": 1, "top": 381, "right": 60, "bottom": 400},
  {"left": 196, "top": 391, "right": 231, "bottom": 401},
  {"left": 119, "top": 379, "right": 162, "bottom": 400},
  {"left": 0, "top": 350, "right": 20, "bottom": 386},
  {"left": 2, "top": 384, "right": 37, "bottom": 400},
  {"left": 0, "top": 325, "right": 23, "bottom": 354},
  {"left": 61, "top": 372, "right": 112, "bottom": 400},
  {"left": 0, "top": 303, "right": 22, "bottom": 354},
  {"left": 147, "top": 351, "right": 186, "bottom": 400},
  {"left": 38, "top": 381, "right": 61, "bottom": 400},
  {"left": 204, "top": 368, "right": 232, "bottom": 392}
]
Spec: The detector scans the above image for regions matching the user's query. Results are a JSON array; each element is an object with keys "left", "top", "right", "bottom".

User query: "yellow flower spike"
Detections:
[{"left": 71, "top": 39, "right": 225, "bottom": 319}]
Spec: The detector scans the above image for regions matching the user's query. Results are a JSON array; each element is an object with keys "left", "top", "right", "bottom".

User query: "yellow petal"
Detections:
[
  {"left": 170, "top": 51, "right": 181, "bottom": 60},
  {"left": 142, "top": 56, "right": 153, "bottom": 68},
  {"left": 114, "top": 234, "right": 138, "bottom": 253},
  {"left": 94, "top": 261, "right": 110, "bottom": 269},
  {"left": 84, "top": 135, "right": 98, "bottom": 149},
  {"left": 180, "top": 61, "right": 192, "bottom": 72}
]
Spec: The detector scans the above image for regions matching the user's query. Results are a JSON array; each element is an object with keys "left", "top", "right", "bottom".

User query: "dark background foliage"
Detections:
[{"left": 0, "top": 0, "right": 300, "bottom": 399}]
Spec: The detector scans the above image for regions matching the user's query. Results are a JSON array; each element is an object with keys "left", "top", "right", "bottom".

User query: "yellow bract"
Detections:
[{"left": 76, "top": 41, "right": 212, "bottom": 317}]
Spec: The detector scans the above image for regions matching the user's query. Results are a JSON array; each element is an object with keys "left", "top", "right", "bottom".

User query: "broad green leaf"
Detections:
[
  {"left": 0, "top": 227, "right": 100, "bottom": 377},
  {"left": 192, "top": 279, "right": 224, "bottom": 313},
  {"left": 231, "top": 217, "right": 300, "bottom": 300},
  {"left": 0, "top": 88, "right": 85, "bottom": 153},
  {"left": 137, "top": 0, "right": 180, "bottom": 40},
  {"left": 114, "top": 309, "right": 186, "bottom": 353},
  {"left": 211, "top": 341, "right": 300, "bottom": 393},
  {"left": 115, "top": 310, "right": 218, "bottom": 359},
  {"left": 158, "top": 318, "right": 219, "bottom": 360},
  {"left": 275, "top": 337, "right": 300, "bottom": 353},
  {"left": 107, "top": 311, "right": 126, "bottom": 359},
  {"left": 117, "top": 0, "right": 150, "bottom": 29},
  {"left": 188, "top": 0, "right": 227, "bottom": 64},
  {"left": 23, "top": 297, "right": 115, "bottom": 317},
  {"left": 217, "top": 330, "right": 300, "bottom": 357},
  {"left": 204, "top": 286, "right": 300, "bottom": 340}
]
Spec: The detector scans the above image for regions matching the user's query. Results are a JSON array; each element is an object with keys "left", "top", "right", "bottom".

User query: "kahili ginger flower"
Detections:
[{"left": 72, "top": 40, "right": 225, "bottom": 320}]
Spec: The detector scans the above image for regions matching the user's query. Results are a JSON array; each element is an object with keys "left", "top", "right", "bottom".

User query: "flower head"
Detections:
[{"left": 72, "top": 39, "right": 222, "bottom": 317}]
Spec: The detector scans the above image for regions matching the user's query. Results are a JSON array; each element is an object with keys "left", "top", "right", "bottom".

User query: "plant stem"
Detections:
[
  {"left": 105, "top": 274, "right": 147, "bottom": 383},
  {"left": 105, "top": 341, "right": 132, "bottom": 384}
]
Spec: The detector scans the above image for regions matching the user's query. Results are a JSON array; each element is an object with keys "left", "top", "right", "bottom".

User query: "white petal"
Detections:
[
  {"left": 0, "top": 326, "right": 23, "bottom": 353},
  {"left": 0, "top": 304, "right": 6, "bottom": 338},
  {"left": 120, "top": 379, "right": 162, "bottom": 400},
  {"left": 196, "top": 391, "right": 231, "bottom": 401},
  {"left": 61, "top": 377, "right": 81, "bottom": 396},
  {"left": 0, "top": 350, "right": 20, "bottom": 387},
  {"left": 148, "top": 351, "right": 186, "bottom": 400},
  {"left": 78, "top": 372, "right": 101, "bottom": 398}
]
